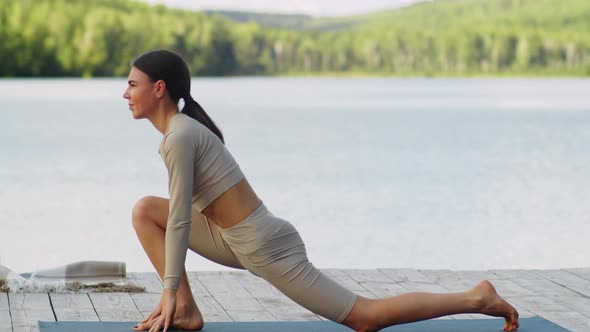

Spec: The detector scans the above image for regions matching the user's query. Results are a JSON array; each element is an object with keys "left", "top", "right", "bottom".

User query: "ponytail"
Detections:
[{"left": 182, "top": 97, "right": 225, "bottom": 144}]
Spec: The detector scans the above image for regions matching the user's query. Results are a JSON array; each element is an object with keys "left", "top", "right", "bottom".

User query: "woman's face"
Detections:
[{"left": 123, "top": 66, "right": 158, "bottom": 119}]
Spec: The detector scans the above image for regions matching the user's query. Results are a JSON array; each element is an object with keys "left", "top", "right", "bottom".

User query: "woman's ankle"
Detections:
[{"left": 176, "top": 299, "right": 199, "bottom": 313}]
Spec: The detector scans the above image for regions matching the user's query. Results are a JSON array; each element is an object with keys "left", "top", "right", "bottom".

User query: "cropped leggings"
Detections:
[{"left": 185, "top": 203, "right": 358, "bottom": 323}]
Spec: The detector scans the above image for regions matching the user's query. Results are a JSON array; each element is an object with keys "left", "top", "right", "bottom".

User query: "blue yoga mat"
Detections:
[{"left": 39, "top": 317, "right": 568, "bottom": 332}]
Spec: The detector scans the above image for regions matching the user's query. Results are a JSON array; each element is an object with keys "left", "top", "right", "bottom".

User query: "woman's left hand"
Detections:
[{"left": 149, "top": 288, "right": 177, "bottom": 332}]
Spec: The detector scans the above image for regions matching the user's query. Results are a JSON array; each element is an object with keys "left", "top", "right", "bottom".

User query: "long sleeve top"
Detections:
[{"left": 158, "top": 112, "right": 244, "bottom": 289}]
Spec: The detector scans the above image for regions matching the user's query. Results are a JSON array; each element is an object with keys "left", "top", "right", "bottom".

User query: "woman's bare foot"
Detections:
[
  {"left": 134, "top": 303, "right": 204, "bottom": 331},
  {"left": 471, "top": 280, "right": 519, "bottom": 331}
]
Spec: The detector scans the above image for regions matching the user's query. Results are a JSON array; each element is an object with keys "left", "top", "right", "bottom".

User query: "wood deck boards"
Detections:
[{"left": 3, "top": 268, "right": 590, "bottom": 331}]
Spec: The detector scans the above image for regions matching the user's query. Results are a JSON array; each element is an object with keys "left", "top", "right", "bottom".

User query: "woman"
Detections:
[{"left": 124, "top": 50, "right": 519, "bottom": 332}]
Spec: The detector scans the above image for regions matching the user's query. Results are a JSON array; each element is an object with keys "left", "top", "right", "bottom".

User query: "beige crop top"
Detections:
[{"left": 158, "top": 112, "right": 244, "bottom": 289}]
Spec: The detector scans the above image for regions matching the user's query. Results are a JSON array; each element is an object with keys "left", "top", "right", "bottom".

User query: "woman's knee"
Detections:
[
  {"left": 341, "top": 297, "right": 381, "bottom": 332},
  {"left": 132, "top": 196, "right": 163, "bottom": 229}
]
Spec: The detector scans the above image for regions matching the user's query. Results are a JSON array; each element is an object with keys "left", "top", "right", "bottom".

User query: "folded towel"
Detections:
[{"left": 30, "top": 261, "right": 126, "bottom": 279}]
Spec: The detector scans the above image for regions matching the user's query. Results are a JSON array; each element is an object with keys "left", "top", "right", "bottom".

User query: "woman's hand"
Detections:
[
  {"left": 134, "top": 289, "right": 177, "bottom": 332},
  {"left": 152, "top": 289, "right": 177, "bottom": 332}
]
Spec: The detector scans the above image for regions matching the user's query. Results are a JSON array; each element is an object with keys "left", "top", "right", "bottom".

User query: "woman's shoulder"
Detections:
[
  {"left": 160, "top": 113, "right": 215, "bottom": 151},
  {"left": 164, "top": 114, "right": 201, "bottom": 139},
  {"left": 170, "top": 112, "right": 200, "bottom": 131}
]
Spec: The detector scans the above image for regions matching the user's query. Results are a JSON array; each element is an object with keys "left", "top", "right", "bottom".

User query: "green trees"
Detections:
[{"left": 0, "top": 0, "right": 588, "bottom": 77}]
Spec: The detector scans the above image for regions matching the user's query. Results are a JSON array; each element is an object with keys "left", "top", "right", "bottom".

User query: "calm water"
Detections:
[{"left": 1, "top": 77, "right": 589, "bottom": 273}]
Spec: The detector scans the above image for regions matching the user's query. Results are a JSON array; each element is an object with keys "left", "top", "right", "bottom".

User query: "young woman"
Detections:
[{"left": 124, "top": 50, "right": 519, "bottom": 332}]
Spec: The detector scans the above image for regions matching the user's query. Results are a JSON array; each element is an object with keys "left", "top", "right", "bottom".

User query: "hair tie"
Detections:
[{"left": 185, "top": 95, "right": 194, "bottom": 102}]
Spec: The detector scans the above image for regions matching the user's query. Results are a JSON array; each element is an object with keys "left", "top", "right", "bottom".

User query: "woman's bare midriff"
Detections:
[{"left": 201, "top": 177, "right": 262, "bottom": 229}]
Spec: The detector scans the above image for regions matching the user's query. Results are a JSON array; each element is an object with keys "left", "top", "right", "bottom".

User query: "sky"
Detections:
[{"left": 141, "top": 0, "right": 426, "bottom": 17}]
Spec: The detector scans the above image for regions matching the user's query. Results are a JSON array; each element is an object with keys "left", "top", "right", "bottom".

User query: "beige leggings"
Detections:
[{"left": 186, "top": 203, "right": 357, "bottom": 323}]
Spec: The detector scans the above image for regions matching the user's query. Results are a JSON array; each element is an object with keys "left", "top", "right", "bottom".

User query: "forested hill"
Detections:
[
  {"left": 0, "top": 0, "right": 588, "bottom": 77},
  {"left": 357, "top": 0, "right": 590, "bottom": 34},
  {"left": 203, "top": 10, "right": 364, "bottom": 32}
]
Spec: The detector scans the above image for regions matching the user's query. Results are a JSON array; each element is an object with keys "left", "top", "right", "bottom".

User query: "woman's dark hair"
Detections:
[{"left": 132, "top": 49, "right": 224, "bottom": 143}]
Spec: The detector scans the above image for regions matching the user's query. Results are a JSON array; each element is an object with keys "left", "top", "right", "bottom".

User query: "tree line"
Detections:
[{"left": 0, "top": 0, "right": 588, "bottom": 77}]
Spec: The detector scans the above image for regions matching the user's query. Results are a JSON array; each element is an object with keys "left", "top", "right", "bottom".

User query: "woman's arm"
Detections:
[{"left": 161, "top": 130, "right": 195, "bottom": 290}]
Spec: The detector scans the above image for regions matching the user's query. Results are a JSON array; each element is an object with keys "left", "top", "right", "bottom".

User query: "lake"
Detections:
[{"left": 0, "top": 77, "right": 589, "bottom": 274}]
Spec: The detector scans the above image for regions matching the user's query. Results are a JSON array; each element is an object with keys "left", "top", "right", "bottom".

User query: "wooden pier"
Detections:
[{"left": 3, "top": 268, "right": 590, "bottom": 332}]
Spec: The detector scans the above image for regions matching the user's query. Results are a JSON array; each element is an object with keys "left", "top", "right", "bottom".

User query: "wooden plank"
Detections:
[
  {"left": 0, "top": 296, "right": 8, "bottom": 331},
  {"left": 320, "top": 269, "right": 376, "bottom": 299},
  {"left": 509, "top": 278, "right": 580, "bottom": 297},
  {"left": 420, "top": 274, "right": 478, "bottom": 293},
  {"left": 360, "top": 281, "right": 407, "bottom": 298},
  {"left": 130, "top": 293, "right": 160, "bottom": 314},
  {"left": 187, "top": 272, "right": 233, "bottom": 322},
  {"left": 537, "top": 311, "right": 590, "bottom": 332},
  {"left": 451, "top": 270, "right": 503, "bottom": 281},
  {"left": 9, "top": 293, "right": 51, "bottom": 310},
  {"left": 194, "top": 295, "right": 234, "bottom": 322},
  {"left": 565, "top": 267, "right": 590, "bottom": 282},
  {"left": 0, "top": 293, "right": 8, "bottom": 310},
  {"left": 89, "top": 293, "right": 143, "bottom": 321},
  {"left": 342, "top": 269, "right": 393, "bottom": 283},
  {"left": 379, "top": 268, "right": 435, "bottom": 283},
  {"left": 54, "top": 310, "right": 100, "bottom": 321},
  {"left": 0, "top": 310, "right": 11, "bottom": 329},
  {"left": 417, "top": 269, "right": 457, "bottom": 283},
  {"left": 533, "top": 269, "right": 590, "bottom": 297},
  {"left": 341, "top": 269, "right": 406, "bottom": 298},
  {"left": 50, "top": 293, "right": 99, "bottom": 321},
  {"left": 534, "top": 269, "right": 590, "bottom": 285},
  {"left": 54, "top": 309, "right": 101, "bottom": 321},
  {"left": 507, "top": 296, "right": 571, "bottom": 315},
  {"left": 552, "top": 296, "right": 590, "bottom": 317},
  {"left": 194, "top": 271, "right": 274, "bottom": 321},
  {"left": 13, "top": 326, "right": 40, "bottom": 332},
  {"left": 9, "top": 293, "right": 54, "bottom": 328},
  {"left": 10, "top": 310, "right": 54, "bottom": 327},
  {"left": 232, "top": 271, "right": 320, "bottom": 321},
  {"left": 419, "top": 269, "right": 501, "bottom": 286},
  {"left": 50, "top": 293, "right": 94, "bottom": 309},
  {"left": 126, "top": 272, "right": 163, "bottom": 293},
  {"left": 398, "top": 281, "right": 448, "bottom": 293},
  {"left": 490, "top": 269, "right": 545, "bottom": 280}
]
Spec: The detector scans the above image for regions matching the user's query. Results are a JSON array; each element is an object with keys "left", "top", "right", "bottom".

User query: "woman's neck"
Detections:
[{"left": 149, "top": 102, "right": 179, "bottom": 135}]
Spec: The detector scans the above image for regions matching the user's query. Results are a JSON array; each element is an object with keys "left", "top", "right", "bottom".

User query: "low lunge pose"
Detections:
[{"left": 125, "top": 50, "right": 519, "bottom": 332}]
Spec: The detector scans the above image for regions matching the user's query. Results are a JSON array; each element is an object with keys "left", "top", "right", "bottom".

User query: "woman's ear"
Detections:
[{"left": 154, "top": 80, "right": 167, "bottom": 98}]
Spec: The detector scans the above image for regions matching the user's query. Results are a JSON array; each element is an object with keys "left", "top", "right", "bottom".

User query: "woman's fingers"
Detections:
[
  {"left": 149, "top": 317, "right": 163, "bottom": 332},
  {"left": 163, "top": 315, "right": 171, "bottom": 332},
  {"left": 137, "top": 314, "right": 160, "bottom": 332},
  {"left": 136, "top": 309, "right": 157, "bottom": 329},
  {"left": 142, "top": 305, "right": 160, "bottom": 323}
]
